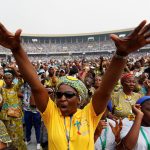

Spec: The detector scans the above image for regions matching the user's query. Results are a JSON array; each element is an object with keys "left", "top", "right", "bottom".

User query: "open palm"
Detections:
[
  {"left": 109, "top": 118, "right": 122, "bottom": 137},
  {"left": 0, "top": 23, "right": 22, "bottom": 50},
  {"left": 110, "top": 20, "right": 150, "bottom": 56}
]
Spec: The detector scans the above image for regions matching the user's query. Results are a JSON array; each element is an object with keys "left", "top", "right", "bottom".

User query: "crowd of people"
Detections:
[
  {"left": 0, "top": 39, "right": 115, "bottom": 54},
  {"left": 0, "top": 20, "right": 150, "bottom": 150}
]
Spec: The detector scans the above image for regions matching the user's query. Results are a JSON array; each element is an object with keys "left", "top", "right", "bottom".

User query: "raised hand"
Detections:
[
  {"left": 94, "top": 120, "right": 107, "bottom": 142},
  {"left": 0, "top": 23, "right": 22, "bottom": 50},
  {"left": 132, "top": 104, "right": 144, "bottom": 117},
  {"left": 100, "top": 120, "right": 108, "bottom": 129},
  {"left": 109, "top": 118, "right": 122, "bottom": 143},
  {"left": 96, "top": 120, "right": 107, "bottom": 134},
  {"left": 107, "top": 112, "right": 119, "bottom": 120},
  {"left": 110, "top": 20, "right": 150, "bottom": 56}
]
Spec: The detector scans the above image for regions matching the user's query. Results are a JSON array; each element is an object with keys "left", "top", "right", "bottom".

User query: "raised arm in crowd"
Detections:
[
  {"left": 0, "top": 20, "right": 150, "bottom": 150},
  {"left": 0, "top": 20, "right": 150, "bottom": 115}
]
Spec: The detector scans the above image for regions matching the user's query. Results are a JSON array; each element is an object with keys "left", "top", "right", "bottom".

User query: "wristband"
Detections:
[{"left": 114, "top": 52, "right": 128, "bottom": 60}]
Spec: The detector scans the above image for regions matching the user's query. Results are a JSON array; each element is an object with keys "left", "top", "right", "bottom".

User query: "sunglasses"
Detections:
[{"left": 56, "top": 91, "right": 77, "bottom": 99}]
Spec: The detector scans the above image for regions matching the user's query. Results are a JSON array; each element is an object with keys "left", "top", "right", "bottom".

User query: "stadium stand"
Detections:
[{"left": 0, "top": 28, "right": 149, "bottom": 61}]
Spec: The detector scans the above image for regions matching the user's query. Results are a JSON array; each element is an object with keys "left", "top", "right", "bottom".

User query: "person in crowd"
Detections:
[
  {"left": 93, "top": 75, "right": 102, "bottom": 90},
  {"left": 0, "top": 90, "right": 12, "bottom": 149},
  {"left": 94, "top": 102, "right": 122, "bottom": 150},
  {"left": 0, "top": 68, "right": 4, "bottom": 88},
  {"left": 46, "top": 87, "right": 55, "bottom": 101},
  {"left": 144, "top": 61, "right": 150, "bottom": 79},
  {"left": 40, "top": 87, "right": 55, "bottom": 150},
  {"left": 0, "top": 120, "right": 12, "bottom": 149},
  {"left": 93, "top": 76, "right": 118, "bottom": 120},
  {"left": 40, "top": 86, "right": 55, "bottom": 150},
  {"left": 144, "top": 79, "right": 150, "bottom": 95},
  {"left": 69, "top": 65, "right": 79, "bottom": 78},
  {"left": 21, "top": 81, "right": 41, "bottom": 150},
  {"left": 133, "top": 61, "right": 144, "bottom": 77},
  {"left": 84, "top": 76, "right": 95, "bottom": 98},
  {"left": 44, "top": 66, "right": 58, "bottom": 88},
  {"left": 0, "top": 69, "right": 26, "bottom": 149},
  {"left": 59, "top": 69, "right": 66, "bottom": 77},
  {"left": 137, "top": 72, "right": 149, "bottom": 95},
  {"left": 78, "top": 65, "right": 90, "bottom": 82},
  {"left": 83, "top": 75, "right": 102, "bottom": 102},
  {"left": 111, "top": 73, "right": 142, "bottom": 119},
  {"left": 117, "top": 96, "right": 150, "bottom": 150},
  {"left": 0, "top": 20, "right": 150, "bottom": 150},
  {"left": 95, "top": 93, "right": 150, "bottom": 150},
  {"left": 38, "top": 68, "right": 46, "bottom": 80}
]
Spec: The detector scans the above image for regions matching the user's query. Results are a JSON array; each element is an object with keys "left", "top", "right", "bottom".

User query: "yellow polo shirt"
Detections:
[{"left": 41, "top": 98, "right": 103, "bottom": 150}]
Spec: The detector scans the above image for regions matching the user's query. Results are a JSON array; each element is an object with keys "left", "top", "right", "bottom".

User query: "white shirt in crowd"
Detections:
[
  {"left": 95, "top": 118, "right": 150, "bottom": 150},
  {"left": 121, "top": 118, "right": 150, "bottom": 150},
  {"left": 95, "top": 118, "right": 116, "bottom": 150}
]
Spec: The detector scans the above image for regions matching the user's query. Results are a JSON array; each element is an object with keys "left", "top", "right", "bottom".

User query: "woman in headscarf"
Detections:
[
  {"left": 111, "top": 73, "right": 142, "bottom": 119},
  {"left": 0, "top": 20, "right": 150, "bottom": 149},
  {"left": 0, "top": 72, "right": 26, "bottom": 150}
]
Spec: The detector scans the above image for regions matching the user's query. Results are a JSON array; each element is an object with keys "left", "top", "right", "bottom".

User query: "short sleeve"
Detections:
[
  {"left": 41, "top": 98, "right": 56, "bottom": 126},
  {"left": 83, "top": 99, "right": 104, "bottom": 131},
  {"left": 120, "top": 118, "right": 133, "bottom": 138}
]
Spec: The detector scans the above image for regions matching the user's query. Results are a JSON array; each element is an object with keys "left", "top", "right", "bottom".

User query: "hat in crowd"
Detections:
[
  {"left": 48, "top": 65, "right": 58, "bottom": 69},
  {"left": 4, "top": 68, "right": 14, "bottom": 76},
  {"left": 136, "top": 96, "right": 150, "bottom": 105},
  {"left": 38, "top": 69, "right": 45, "bottom": 75},
  {"left": 60, "top": 69, "right": 65, "bottom": 73},
  {"left": 48, "top": 65, "right": 54, "bottom": 69},
  {"left": 57, "top": 76, "right": 88, "bottom": 101}
]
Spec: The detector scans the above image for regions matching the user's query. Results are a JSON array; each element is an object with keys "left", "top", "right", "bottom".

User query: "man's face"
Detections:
[{"left": 48, "top": 67, "right": 54, "bottom": 76}]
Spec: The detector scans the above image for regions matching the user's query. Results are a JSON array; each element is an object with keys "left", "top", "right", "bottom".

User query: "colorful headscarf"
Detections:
[
  {"left": 121, "top": 73, "right": 134, "bottom": 84},
  {"left": 57, "top": 76, "right": 88, "bottom": 101}
]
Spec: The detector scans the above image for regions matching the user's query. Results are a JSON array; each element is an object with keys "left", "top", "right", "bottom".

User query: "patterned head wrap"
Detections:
[
  {"left": 121, "top": 73, "right": 134, "bottom": 84},
  {"left": 57, "top": 76, "right": 88, "bottom": 101}
]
